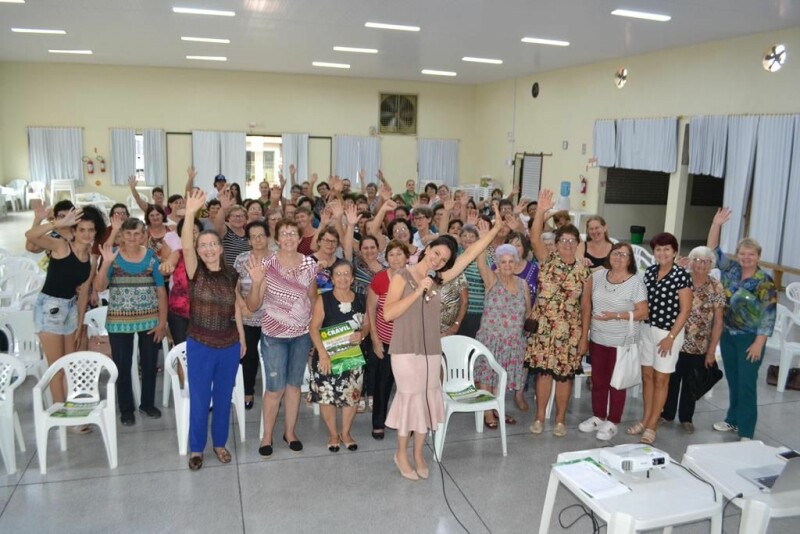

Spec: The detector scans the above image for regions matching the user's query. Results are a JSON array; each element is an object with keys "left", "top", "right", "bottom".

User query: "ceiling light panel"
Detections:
[
  {"left": 181, "top": 36, "right": 230, "bottom": 44},
  {"left": 365, "top": 22, "right": 420, "bottom": 32},
  {"left": 312, "top": 62, "right": 350, "bottom": 69},
  {"left": 462, "top": 57, "right": 503, "bottom": 65},
  {"left": 12, "top": 28, "right": 66, "bottom": 34},
  {"left": 333, "top": 46, "right": 378, "bottom": 54},
  {"left": 173, "top": 7, "right": 235, "bottom": 17},
  {"left": 421, "top": 69, "right": 456, "bottom": 77},
  {"left": 521, "top": 37, "right": 570, "bottom": 47},
  {"left": 48, "top": 49, "right": 92, "bottom": 55},
  {"left": 611, "top": 9, "right": 671, "bottom": 22},
  {"left": 186, "top": 55, "right": 227, "bottom": 61},
  {"left": 0, "top": 1, "right": 26, "bottom": 3}
]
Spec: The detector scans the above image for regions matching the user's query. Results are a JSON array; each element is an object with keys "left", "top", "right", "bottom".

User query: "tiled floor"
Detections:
[{"left": 2, "top": 209, "right": 800, "bottom": 533}]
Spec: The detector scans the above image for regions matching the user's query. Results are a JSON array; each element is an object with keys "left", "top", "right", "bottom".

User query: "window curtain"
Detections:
[
  {"left": 109, "top": 128, "right": 136, "bottom": 186},
  {"left": 720, "top": 116, "right": 759, "bottom": 253},
  {"left": 282, "top": 133, "right": 309, "bottom": 197},
  {"left": 143, "top": 128, "right": 166, "bottom": 186},
  {"left": 27, "top": 127, "right": 84, "bottom": 185},
  {"left": 748, "top": 115, "right": 796, "bottom": 263},
  {"left": 688, "top": 115, "right": 728, "bottom": 178},
  {"left": 334, "top": 135, "right": 381, "bottom": 188},
  {"left": 592, "top": 120, "right": 616, "bottom": 167},
  {"left": 615, "top": 118, "right": 678, "bottom": 173},
  {"left": 781, "top": 117, "right": 800, "bottom": 279},
  {"left": 220, "top": 132, "right": 246, "bottom": 189},
  {"left": 418, "top": 138, "right": 459, "bottom": 187},
  {"left": 191, "top": 131, "right": 221, "bottom": 194}
]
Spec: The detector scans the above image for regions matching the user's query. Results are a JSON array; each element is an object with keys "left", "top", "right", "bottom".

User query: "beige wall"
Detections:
[{"left": 0, "top": 62, "right": 477, "bottom": 200}]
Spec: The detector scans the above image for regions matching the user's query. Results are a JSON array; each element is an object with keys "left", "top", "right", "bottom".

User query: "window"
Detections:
[
  {"left": 245, "top": 136, "right": 282, "bottom": 198},
  {"left": 605, "top": 167, "right": 670, "bottom": 204},
  {"left": 689, "top": 174, "right": 724, "bottom": 206}
]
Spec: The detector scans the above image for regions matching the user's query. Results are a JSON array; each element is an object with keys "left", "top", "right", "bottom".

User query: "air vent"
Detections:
[{"left": 379, "top": 93, "right": 417, "bottom": 135}]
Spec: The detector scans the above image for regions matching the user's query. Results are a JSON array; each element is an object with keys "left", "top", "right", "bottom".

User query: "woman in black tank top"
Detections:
[
  {"left": 578, "top": 215, "right": 613, "bottom": 271},
  {"left": 26, "top": 205, "right": 106, "bottom": 412}
]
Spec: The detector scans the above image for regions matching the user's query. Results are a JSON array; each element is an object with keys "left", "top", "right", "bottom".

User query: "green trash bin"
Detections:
[{"left": 630, "top": 226, "right": 646, "bottom": 245}]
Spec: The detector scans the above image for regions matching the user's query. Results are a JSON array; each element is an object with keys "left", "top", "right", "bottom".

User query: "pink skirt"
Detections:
[{"left": 385, "top": 353, "right": 445, "bottom": 437}]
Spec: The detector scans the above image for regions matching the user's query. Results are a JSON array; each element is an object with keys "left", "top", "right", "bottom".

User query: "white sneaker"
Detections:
[
  {"left": 578, "top": 416, "right": 603, "bottom": 433},
  {"left": 713, "top": 421, "right": 738, "bottom": 432},
  {"left": 596, "top": 421, "right": 618, "bottom": 441}
]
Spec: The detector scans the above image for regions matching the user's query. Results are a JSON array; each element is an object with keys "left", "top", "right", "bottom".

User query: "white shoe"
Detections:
[
  {"left": 713, "top": 421, "right": 737, "bottom": 432},
  {"left": 596, "top": 421, "right": 618, "bottom": 441},
  {"left": 578, "top": 416, "right": 603, "bottom": 433}
]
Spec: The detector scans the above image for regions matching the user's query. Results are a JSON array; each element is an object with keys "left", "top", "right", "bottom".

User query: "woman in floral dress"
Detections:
[
  {"left": 526, "top": 189, "right": 591, "bottom": 437},
  {"left": 475, "top": 244, "right": 530, "bottom": 428},
  {"left": 309, "top": 259, "right": 371, "bottom": 452}
]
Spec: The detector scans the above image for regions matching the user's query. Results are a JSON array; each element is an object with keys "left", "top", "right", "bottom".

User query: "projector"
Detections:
[{"left": 598, "top": 444, "right": 670, "bottom": 473}]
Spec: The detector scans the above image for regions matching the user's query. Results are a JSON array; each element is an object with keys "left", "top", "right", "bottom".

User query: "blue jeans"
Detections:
[
  {"left": 186, "top": 337, "right": 241, "bottom": 453},
  {"left": 261, "top": 333, "right": 311, "bottom": 392}
]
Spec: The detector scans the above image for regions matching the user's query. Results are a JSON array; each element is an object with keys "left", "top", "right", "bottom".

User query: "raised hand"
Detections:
[
  {"left": 219, "top": 187, "right": 233, "bottom": 209},
  {"left": 32, "top": 200, "right": 48, "bottom": 222},
  {"left": 476, "top": 218, "right": 490, "bottom": 237},
  {"left": 466, "top": 209, "right": 479, "bottom": 226},
  {"left": 310, "top": 172, "right": 318, "bottom": 185},
  {"left": 376, "top": 170, "right": 387, "bottom": 183},
  {"left": 382, "top": 199, "right": 397, "bottom": 212},
  {"left": 245, "top": 254, "right": 265, "bottom": 284},
  {"left": 538, "top": 189, "right": 554, "bottom": 212},
  {"left": 330, "top": 175, "right": 343, "bottom": 193},
  {"left": 444, "top": 199, "right": 455, "bottom": 212},
  {"left": 128, "top": 175, "right": 137, "bottom": 188},
  {"left": 110, "top": 211, "right": 126, "bottom": 230},
  {"left": 56, "top": 208, "right": 82, "bottom": 228},
  {"left": 289, "top": 164, "right": 296, "bottom": 176},
  {"left": 712, "top": 207, "right": 731, "bottom": 227},
  {"left": 514, "top": 197, "right": 528, "bottom": 215},
  {"left": 187, "top": 166, "right": 197, "bottom": 181},
  {"left": 99, "top": 241, "right": 119, "bottom": 264},
  {"left": 511, "top": 184, "right": 520, "bottom": 197},
  {"left": 330, "top": 198, "right": 344, "bottom": 219},
  {"left": 345, "top": 203, "right": 359, "bottom": 227},
  {"left": 185, "top": 189, "right": 206, "bottom": 215},
  {"left": 379, "top": 183, "right": 393, "bottom": 201},
  {"left": 358, "top": 169, "right": 365, "bottom": 183}
]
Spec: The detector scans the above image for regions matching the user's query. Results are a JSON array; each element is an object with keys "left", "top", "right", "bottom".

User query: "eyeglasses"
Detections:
[
  {"left": 249, "top": 233, "right": 267, "bottom": 240},
  {"left": 279, "top": 231, "right": 299, "bottom": 238},
  {"left": 333, "top": 270, "right": 352, "bottom": 277},
  {"left": 611, "top": 251, "right": 630, "bottom": 258},
  {"left": 558, "top": 238, "right": 578, "bottom": 245},
  {"left": 393, "top": 227, "right": 410, "bottom": 234},
  {"left": 197, "top": 242, "right": 221, "bottom": 250},
  {"left": 320, "top": 238, "right": 338, "bottom": 245},
  {"left": 691, "top": 258, "right": 712, "bottom": 264},
  {"left": 229, "top": 214, "right": 246, "bottom": 219}
]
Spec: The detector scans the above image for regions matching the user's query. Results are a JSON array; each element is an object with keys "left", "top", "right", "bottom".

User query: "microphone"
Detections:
[{"left": 423, "top": 270, "right": 437, "bottom": 295}]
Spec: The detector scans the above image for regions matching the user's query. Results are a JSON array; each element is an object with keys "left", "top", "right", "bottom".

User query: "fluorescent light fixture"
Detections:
[
  {"left": 48, "top": 49, "right": 92, "bottom": 55},
  {"left": 421, "top": 69, "right": 456, "bottom": 77},
  {"left": 186, "top": 55, "right": 227, "bottom": 61},
  {"left": 333, "top": 46, "right": 378, "bottom": 54},
  {"left": 172, "top": 7, "right": 235, "bottom": 17},
  {"left": 312, "top": 61, "right": 350, "bottom": 69},
  {"left": 365, "top": 22, "right": 420, "bottom": 32},
  {"left": 12, "top": 28, "right": 66, "bottom": 34},
  {"left": 521, "top": 37, "right": 570, "bottom": 47},
  {"left": 181, "top": 36, "right": 230, "bottom": 44},
  {"left": 462, "top": 56, "right": 503, "bottom": 65},
  {"left": 611, "top": 9, "right": 671, "bottom": 22},
  {"left": 0, "top": 1, "right": 26, "bottom": 4}
]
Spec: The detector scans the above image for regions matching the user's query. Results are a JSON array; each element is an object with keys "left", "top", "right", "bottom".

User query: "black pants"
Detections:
[
  {"left": 363, "top": 336, "right": 376, "bottom": 397},
  {"left": 372, "top": 342, "right": 395, "bottom": 431},
  {"left": 241, "top": 324, "right": 262, "bottom": 397},
  {"left": 168, "top": 313, "right": 189, "bottom": 345},
  {"left": 109, "top": 331, "right": 159, "bottom": 415},
  {"left": 662, "top": 351, "right": 707, "bottom": 423},
  {"left": 458, "top": 312, "right": 482, "bottom": 339}
]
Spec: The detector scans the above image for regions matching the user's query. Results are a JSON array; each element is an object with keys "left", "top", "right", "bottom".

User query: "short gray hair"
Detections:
[
  {"left": 495, "top": 244, "right": 519, "bottom": 262},
  {"left": 688, "top": 246, "right": 716, "bottom": 269}
]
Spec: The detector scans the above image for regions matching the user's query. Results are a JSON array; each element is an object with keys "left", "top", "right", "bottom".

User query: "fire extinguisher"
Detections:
[
  {"left": 96, "top": 156, "right": 106, "bottom": 173},
  {"left": 83, "top": 156, "right": 94, "bottom": 174},
  {"left": 580, "top": 175, "right": 588, "bottom": 194}
]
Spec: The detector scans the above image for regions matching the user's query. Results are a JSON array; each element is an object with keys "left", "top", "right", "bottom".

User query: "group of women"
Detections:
[{"left": 27, "top": 173, "right": 777, "bottom": 475}]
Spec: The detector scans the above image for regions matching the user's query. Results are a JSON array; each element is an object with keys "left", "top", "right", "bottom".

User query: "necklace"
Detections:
[{"left": 605, "top": 271, "right": 632, "bottom": 292}]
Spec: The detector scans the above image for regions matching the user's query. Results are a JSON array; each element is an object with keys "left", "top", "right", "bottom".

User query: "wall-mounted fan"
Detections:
[
  {"left": 379, "top": 93, "right": 417, "bottom": 134},
  {"left": 614, "top": 67, "right": 628, "bottom": 89},
  {"left": 763, "top": 44, "right": 787, "bottom": 72}
]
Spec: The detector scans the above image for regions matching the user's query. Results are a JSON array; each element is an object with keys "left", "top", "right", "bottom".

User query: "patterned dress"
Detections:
[
  {"left": 309, "top": 291, "right": 366, "bottom": 407},
  {"left": 526, "top": 252, "right": 590, "bottom": 380},
  {"left": 476, "top": 276, "right": 527, "bottom": 390}
]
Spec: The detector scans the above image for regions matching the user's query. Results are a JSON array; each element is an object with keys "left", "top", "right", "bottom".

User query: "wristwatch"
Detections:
[
  {"left": 454, "top": 320, "right": 461, "bottom": 326},
  {"left": 668, "top": 333, "right": 675, "bottom": 340}
]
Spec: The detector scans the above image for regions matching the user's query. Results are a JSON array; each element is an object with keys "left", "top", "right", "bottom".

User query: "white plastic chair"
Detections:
[
  {"left": 435, "top": 335, "right": 508, "bottom": 461},
  {"left": 25, "top": 181, "right": 45, "bottom": 209},
  {"left": 774, "top": 307, "right": 800, "bottom": 393},
  {"left": 32, "top": 351, "right": 118, "bottom": 474},
  {"left": 6, "top": 179, "right": 26, "bottom": 211},
  {"left": 166, "top": 342, "right": 246, "bottom": 455},
  {"left": 0, "top": 354, "right": 27, "bottom": 474},
  {"left": 631, "top": 245, "right": 654, "bottom": 272},
  {"left": 49, "top": 179, "right": 76, "bottom": 204},
  {"left": 0, "top": 271, "right": 44, "bottom": 310},
  {"left": 786, "top": 282, "right": 800, "bottom": 314},
  {"left": 1, "top": 256, "right": 43, "bottom": 275},
  {"left": 0, "top": 309, "right": 46, "bottom": 381}
]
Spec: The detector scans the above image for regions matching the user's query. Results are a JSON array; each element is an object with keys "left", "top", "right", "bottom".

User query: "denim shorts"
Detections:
[
  {"left": 34, "top": 293, "right": 79, "bottom": 335},
  {"left": 261, "top": 333, "right": 311, "bottom": 392}
]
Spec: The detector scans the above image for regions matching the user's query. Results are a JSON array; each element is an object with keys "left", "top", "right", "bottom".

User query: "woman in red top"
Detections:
[{"left": 367, "top": 240, "right": 411, "bottom": 440}]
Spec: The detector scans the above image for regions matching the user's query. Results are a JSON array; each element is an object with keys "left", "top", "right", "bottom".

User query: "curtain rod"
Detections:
[{"left": 514, "top": 151, "right": 552, "bottom": 157}]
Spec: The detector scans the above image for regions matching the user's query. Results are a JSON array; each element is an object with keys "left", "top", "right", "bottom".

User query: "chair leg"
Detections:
[
  {"left": 0, "top": 414, "right": 16, "bottom": 475},
  {"left": 545, "top": 385, "right": 556, "bottom": 420},
  {"left": 35, "top": 421, "right": 48, "bottom": 475},
  {"left": 497, "top": 402, "right": 508, "bottom": 457},
  {"left": 474, "top": 411, "right": 483, "bottom": 433},
  {"left": 103, "top": 409, "right": 118, "bottom": 469},
  {"left": 14, "top": 412, "right": 25, "bottom": 452},
  {"left": 233, "top": 367, "right": 245, "bottom": 442},
  {"left": 131, "top": 341, "right": 142, "bottom": 409},
  {"left": 58, "top": 426, "right": 67, "bottom": 452},
  {"left": 434, "top": 413, "right": 452, "bottom": 463},
  {"left": 161, "top": 339, "right": 171, "bottom": 408},
  {"left": 777, "top": 355, "right": 789, "bottom": 393},
  {"left": 178, "top": 405, "right": 189, "bottom": 456}
]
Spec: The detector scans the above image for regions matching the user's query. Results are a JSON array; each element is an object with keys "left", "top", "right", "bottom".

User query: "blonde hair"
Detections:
[{"left": 736, "top": 238, "right": 762, "bottom": 256}]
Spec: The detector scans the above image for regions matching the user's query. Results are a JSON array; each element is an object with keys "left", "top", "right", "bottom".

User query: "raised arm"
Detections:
[
  {"left": 25, "top": 206, "right": 79, "bottom": 255},
  {"left": 25, "top": 201, "right": 50, "bottom": 253},
  {"left": 185, "top": 166, "right": 197, "bottom": 196},
  {"left": 383, "top": 273, "right": 431, "bottom": 322},
  {"left": 182, "top": 189, "right": 205, "bottom": 279},
  {"left": 343, "top": 204, "right": 359, "bottom": 262},
  {"left": 94, "top": 242, "right": 118, "bottom": 293},
  {"left": 213, "top": 187, "right": 231, "bottom": 237},
  {"left": 440, "top": 206, "right": 502, "bottom": 284},
  {"left": 707, "top": 207, "right": 730, "bottom": 250},
  {"left": 530, "top": 189, "right": 555, "bottom": 264},
  {"left": 128, "top": 175, "right": 150, "bottom": 213}
]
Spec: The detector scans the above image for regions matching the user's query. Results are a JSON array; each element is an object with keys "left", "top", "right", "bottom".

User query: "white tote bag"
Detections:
[{"left": 610, "top": 312, "right": 641, "bottom": 390}]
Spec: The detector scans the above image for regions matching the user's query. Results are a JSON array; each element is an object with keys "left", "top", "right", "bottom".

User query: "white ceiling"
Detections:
[{"left": 1, "top": 0, "right": 798, "bottom": 84}]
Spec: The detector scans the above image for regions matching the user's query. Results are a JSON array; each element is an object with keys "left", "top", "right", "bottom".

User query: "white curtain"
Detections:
[
  {"left": 781, "top": 117, "right": 800, "bottom": 278},
  {"left": 720, "top": 116, "right": 759, "bottom": 253},
  {"left": 143, "top": 128, "right": 166, "bottom": 186},
  {"left": 220, "top": 132, "right": 246, "bottom": 189},
  {"left": 418, "top": 138, "right": 459, "bottom": 187},
  {"left": 749, "top": 115, "right": 796, "bottom": 263},
  {"left": 27, "top": 127, "right": 84, "bottom": 185},
  {"left": 192, "top": 131, "right": 221, "bottom": 194},
  {"left": 109, "top": 128, "right": 136, "bottom": 186},
  {"left": 615, "top": 118, "right": 678, "bottom": 173},
  {"left": 593, "top": 120, "right": 616, "bottom": 167},
  {"left": 334, "top": 135, "right": 381, "bottom": 188},
  {"left": 282, "top": 133, "right": 309, "bottom": 197},
  {"left": 689, "top": 115, "right": 728, "bottom": 178}
]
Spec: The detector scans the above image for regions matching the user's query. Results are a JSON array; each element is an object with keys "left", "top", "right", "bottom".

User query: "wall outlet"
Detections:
[{"left": 562, "top": 140, "right": 568, "bottom": 150}]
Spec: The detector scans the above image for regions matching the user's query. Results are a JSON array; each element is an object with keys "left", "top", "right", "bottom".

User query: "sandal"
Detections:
[
  {"left": 505, "top": 416, "right": 517, "bottom": 425},
  {"left": 640, "top": 429, "right": 656, "bottom": 445},
  {"left": 484, "top": 418, "right": 499, "bottom": 430},
  {"left": 213, "top": 447, "right": 232, "bottom": 464},
  {"left": 626, "top": 421, "right": 645, "bottom": 435},
  {"left": 67, "top": 425, "right": 92, "bottom": 435}
]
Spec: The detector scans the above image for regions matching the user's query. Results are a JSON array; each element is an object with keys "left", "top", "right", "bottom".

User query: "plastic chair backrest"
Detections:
[
  {"left": 440, "top": 335, "right": 497, "bottom": 393},
  {"left": 58, "top": 352, "right": 118, "bottom": 402},
  {"left": 787, "top": 282, "right": 800, "bottom": 314},
  {"left": 0, "top": 353, "right": 26, "bottom": 402},
  {"left": 2, "top": 256, "right": 41, "bottom": 274},
  {"left": 26, "top": 181, "right": 45, "bottom": 199},
  {"left": 631, "top": 245, "right": 654, "bottom": 272},
  {"left": 166, "top": 342, "right": 188, "bottom": 391},
  {"left": 0, "top": 310, "right": 38, "bottom": 354},
  {"left": 83, "top": 306, "right": 109, "bottom": 336}
]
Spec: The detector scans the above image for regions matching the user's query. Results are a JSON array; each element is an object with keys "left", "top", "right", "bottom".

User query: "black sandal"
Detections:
[{"left": 371, "top": 429, "right": 385, "bottom": 440}]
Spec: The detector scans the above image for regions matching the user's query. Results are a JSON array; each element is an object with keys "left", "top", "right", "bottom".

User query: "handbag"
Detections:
[
  {"left": 686, "top": 361, "right": 723, "bottom": 400},
  {"left": 610, "top": 312, "right": 641, "bottom": 390},
  {"left": 766, "top": 365, "right": 800, "bottom": 391}
]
